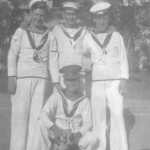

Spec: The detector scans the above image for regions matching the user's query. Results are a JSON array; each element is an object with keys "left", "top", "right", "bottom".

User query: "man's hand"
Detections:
[
  {"left": 50, "top": 124, "right": 62, "bottom": 140},
  {"left": 54, "top": 83, "right": 64, "bottom": 91},
  {"left": 118, "top": 79, "right": 127, "bottom": 95},
  {"left": 108, "top": 26, "right": 116, "bottom": 33},
  {"left": 20, "top": 20, "right": 30, "bottom": 30},
  {"left": 82, "top": 57, "right": 93, "bottom": 71},
  {"left": 8, "top": 77, "right": 17, "bottom": 95},
  {"left": 61, "top": 129, "right": 72, "bottom": 145},
  {"left": 52, "top": 129, "right": 72, "bottom": 150}
]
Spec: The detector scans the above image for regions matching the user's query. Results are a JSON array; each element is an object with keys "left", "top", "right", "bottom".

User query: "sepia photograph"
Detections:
[{"left": 0, "top": 0, "right": 150, "bottom": 150}]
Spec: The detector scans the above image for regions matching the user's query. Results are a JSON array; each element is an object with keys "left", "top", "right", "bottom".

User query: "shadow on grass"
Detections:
[
  {"left": 124, "top": 108, "right": 135, "bottom": 150},
  {"left": 104, "top": 108, "right": 135, "bottom": 150},
  {"left": 92, "top": 108, "right": 135, "bottom": 150}
]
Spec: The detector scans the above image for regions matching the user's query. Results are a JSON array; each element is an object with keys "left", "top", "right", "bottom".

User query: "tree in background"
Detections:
[
  {"left": 1, "top": 0, "right": 150, "bottom": 71},
  {"left": 134, "top": 4, "right": 150, "bottom": 70},
  {"left": 81, "top": 0, "right": 150, "bottom": 71},
  {"left": 0, "top": 0, "right": 24, "bottom": 70}
]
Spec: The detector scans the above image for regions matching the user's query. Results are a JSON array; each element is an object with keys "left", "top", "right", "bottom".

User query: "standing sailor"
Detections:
[
  {"left": 7, "top": 0, "right": 60, "bottom": 150},
  {"left": 83, "top": 1, "right": 129, "bottom": 150},
  {"left": 53, "top": 2, "right": 88, "bottom": 95}
]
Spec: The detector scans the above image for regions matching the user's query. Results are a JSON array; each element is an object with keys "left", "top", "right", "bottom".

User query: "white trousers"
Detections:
[
  {"left": 10, "top": 78, "right": 46, "bottom": 150},
  {"left": 91, "top": 80, "right": 128, "bottom": 150},
  {"left": 35, "top": 120, "right": 97, "bottom": 150}
]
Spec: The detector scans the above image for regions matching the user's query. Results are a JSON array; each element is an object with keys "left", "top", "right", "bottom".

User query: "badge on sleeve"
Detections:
[{"left": 13, "top": 37, "right": 18, "bottom": 43}]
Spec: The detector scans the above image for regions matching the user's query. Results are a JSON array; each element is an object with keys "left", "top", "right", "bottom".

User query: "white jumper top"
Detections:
[
  {"left": 40, "top": 91, "right": 92, "bottom": 135},
  {"left": 53, "top": 24, "right": 87, "bottom": 70},
  {"left": 83, "top": 31, "right": 129, "bottom": 80},
  {"left": 8, "top": 28, "right": 59, "bottom": 83}
]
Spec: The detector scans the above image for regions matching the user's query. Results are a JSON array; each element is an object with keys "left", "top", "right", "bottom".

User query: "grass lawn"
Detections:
[{"left": 125, "top": 70, "right": 150, "bottom": 101}]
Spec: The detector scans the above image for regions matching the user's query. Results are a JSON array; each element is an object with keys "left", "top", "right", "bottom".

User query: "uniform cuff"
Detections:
[
  {"left": 51, "top": 77, "right": 59, "bottom": 83},
  {"left": 121, "top": 75, "right": 129, "bottom": 79},
  {"left": 8, "top": 75, "right": 17, "bottom": 78},
  {"left": 8, "top": 71, "right": 17, "bottom": 77}
]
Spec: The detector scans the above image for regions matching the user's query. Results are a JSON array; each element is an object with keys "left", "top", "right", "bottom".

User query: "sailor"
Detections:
[
  {"left": 38, "top": 65, "right": 97, "bottom": 150},
  {"left": 53, "top": 2, "right": 89, "bottom": 96},
  {"left": 7, "top": 0, "right": 61, "bottom": 150},
  {"left": 83, "top": 1, "right": 129, "bottom": 150}
]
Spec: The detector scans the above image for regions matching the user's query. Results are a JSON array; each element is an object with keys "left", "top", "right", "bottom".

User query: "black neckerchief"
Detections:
[
  {"left": 26, "top": 28, "right": 49, "bottom": 51},
  {"left": 90, "top": 31, "right": 113, "bottom": 54},
  {"left": 58, "top": 90, "right": 86, "bottom": 118}
]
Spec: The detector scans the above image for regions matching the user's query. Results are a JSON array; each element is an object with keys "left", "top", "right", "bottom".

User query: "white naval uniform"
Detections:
[
  {"left": 53, "top": 24, "right": 88, "bottom": 95},
  {"left": 83, "top": 31, "right": 129, "bottom": 150},
  {"left": 8, "top": 27, "right": 59, "bottom": 150},
  {"left": 38, "top": 91, "right": 97, "bottom": 150}
]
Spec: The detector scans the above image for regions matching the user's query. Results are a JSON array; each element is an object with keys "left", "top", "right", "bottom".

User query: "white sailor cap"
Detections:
[
  {"left": 61, "top": 2, "right": 80, "bottom": 10},
  {"left": 90, "top": 2, "right": 111, "bottom": 15},
  {"left": 29, "top": 0, "right": 47, "bottom": 9}
]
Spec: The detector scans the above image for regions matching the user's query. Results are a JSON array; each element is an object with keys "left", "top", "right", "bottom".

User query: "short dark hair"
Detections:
[{"left": 31, "top": 1, "right": 48, "bottom": 12}]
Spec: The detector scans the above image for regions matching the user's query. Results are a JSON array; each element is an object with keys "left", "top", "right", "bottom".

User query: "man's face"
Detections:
[
  {"left": 94, "top": 14, "right": 110, "bottom": 32},
  {"left": 31, "top": 9, "right": 46, "bottom": 28},
  {"left": 63, "top": 9, "right": 77, "bottom": 27},
  {"left": 64, "top": 78, "right": 80, "bottom": 93}
]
